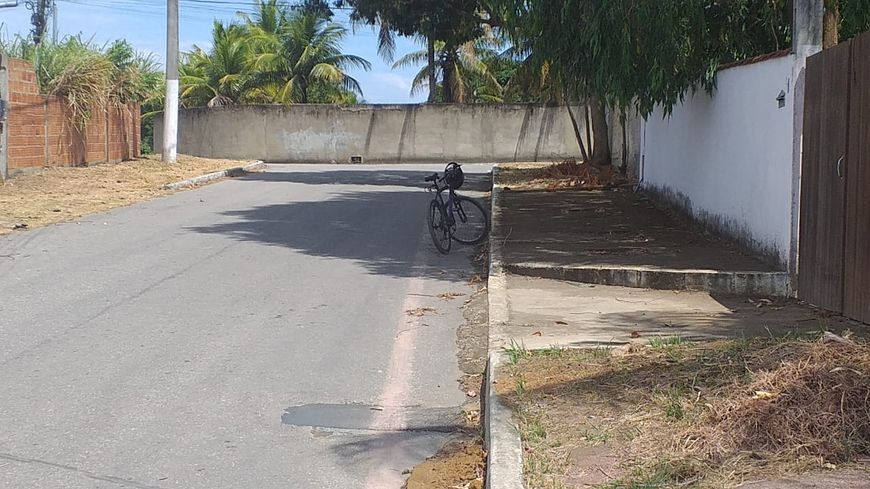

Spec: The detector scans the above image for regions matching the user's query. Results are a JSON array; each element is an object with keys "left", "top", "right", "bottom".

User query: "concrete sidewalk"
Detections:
[
  {"left": 499, "top": 274, "right": 860, "bottom": 349},
  {"left": 489, "top": 165, "right": 862, "bottom": 350},
  {"left": 497, "top": 168, "right": 789, "bottom": 296},
  {"left": 483, "top": 165, "right": 869, "bottom": 489}
]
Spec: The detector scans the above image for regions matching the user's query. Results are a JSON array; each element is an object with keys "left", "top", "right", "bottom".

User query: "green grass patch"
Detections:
[
  {"left": 503, "top": 338, "right": 530, "bottom": 365},
  {"left": 649, "top": 336, "right": 687, "bottom": 348},
  {"left": 600, "top": 459, "right": 701, "bottom": 488}
]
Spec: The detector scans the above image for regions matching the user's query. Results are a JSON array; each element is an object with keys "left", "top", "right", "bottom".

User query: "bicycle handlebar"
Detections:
[{"left": 424, "top": 173, "right": 439, "bottom": 183}]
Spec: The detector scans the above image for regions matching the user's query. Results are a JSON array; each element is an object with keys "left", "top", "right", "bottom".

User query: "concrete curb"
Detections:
[
  {"left": 488, "top": 166, "right": 510, "bottom": 347},
  {"left": 507, "top": 263, "right": 791, "bottom": 297},
  {"left": 485, "top": 164, "right": 525, "bottom": 489},
  {"left": 484, "top": 351, "right": 524, "bottom": 489},
  {"left": 164, "top": 160, "right": 266, "bottom": 190}
]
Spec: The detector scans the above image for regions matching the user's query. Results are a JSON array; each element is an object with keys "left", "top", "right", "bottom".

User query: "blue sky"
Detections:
[{"left": 0, "top": 0, "right": 426, "bottom": 103}]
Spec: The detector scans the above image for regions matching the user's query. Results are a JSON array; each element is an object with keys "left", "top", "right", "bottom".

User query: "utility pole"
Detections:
[
  {"left": 24, "top": 0, "right": 52, "bottom": 44},
  {"left": 51, "top": 0, "right": 57, "bottom": 43},
  {"left": 162, "top": 0, "right": 179, "bottom": 163}
]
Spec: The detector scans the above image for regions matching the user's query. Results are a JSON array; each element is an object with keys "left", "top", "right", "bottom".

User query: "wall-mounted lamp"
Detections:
[{"left": 776, "top": 90, "right": 786, "bottom": 108}]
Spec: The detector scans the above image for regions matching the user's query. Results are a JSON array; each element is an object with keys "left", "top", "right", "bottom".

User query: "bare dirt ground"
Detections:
[
  {"left": 0, "top": 155, "right": 253, "bottom": 235},
  {"left": 404, "top": 436, "right": 487, "bottom": 489},
  {"left": 499, "top": 333, "right": 870, "bottom": 489}
]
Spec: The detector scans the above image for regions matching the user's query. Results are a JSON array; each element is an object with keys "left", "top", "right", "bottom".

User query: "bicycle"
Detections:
[{"left": 424, "top": 162, "right": 490, "bottom": 254}]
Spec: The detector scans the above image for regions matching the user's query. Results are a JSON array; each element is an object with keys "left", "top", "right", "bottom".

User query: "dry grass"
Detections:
[
  {"left": 500, "top": 333, "right": 870, "bottom": 488},
  {"left": 499, "top": 159, "right": 629, "bottom": 191},
  {"left": 685, "top": 337, "right": 870, "bottom": 462},
  {"left": 0, "top": 155, "right": 253, "bottom": 235}
]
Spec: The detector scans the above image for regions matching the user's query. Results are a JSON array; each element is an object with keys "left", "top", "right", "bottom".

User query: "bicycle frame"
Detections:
[{"left": 429, "top": 179, "right": 461, "bottom": 227}]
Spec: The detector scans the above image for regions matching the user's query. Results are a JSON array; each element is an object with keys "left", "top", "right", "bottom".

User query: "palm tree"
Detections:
[
  {"left": 392, "top": 38, "right": 503, "bottom": 103},
  {"left": 237, "top": 0, "right": 286, "bottom": 38},
  {"left": 180, "top": 21, "right": 251, "bottom": 107},
  {"left": 247, "top": 11, "right": 371, "bottom": 104}
]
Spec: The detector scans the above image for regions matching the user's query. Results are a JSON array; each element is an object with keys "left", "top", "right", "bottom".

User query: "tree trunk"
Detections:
[
  {"left": 300, "top": 80, "right": 308, "bottom": 104},
  {"left": 620, "top": 110, "right": 628, "bottom": 176},
  {"left": 584, "top": 103, "right": 592, "bottom": 156},
  {"left": 823, "top": 1, "right": 840, "bottom": 48},
  {"left": 590, "top": 97, "right": 611, "bottom": 166},
  {"left": 564, "top": 100, "right": 590, "bottom": 164},
  {"left": 442, "top": 52, "right": 455, "bottom": 103},
  {"left": 427, "top": 35, "right": 436, "bottom": 103}
]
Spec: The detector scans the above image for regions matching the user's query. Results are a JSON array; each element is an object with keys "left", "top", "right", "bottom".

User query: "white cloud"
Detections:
[{"left": 369, "top": 72, "right": 413, "bottom": 93}]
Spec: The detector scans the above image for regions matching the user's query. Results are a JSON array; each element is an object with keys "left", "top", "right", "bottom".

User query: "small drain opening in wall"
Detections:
[{"left": 350, "top": 155, "right": 364, "bottom": 164}]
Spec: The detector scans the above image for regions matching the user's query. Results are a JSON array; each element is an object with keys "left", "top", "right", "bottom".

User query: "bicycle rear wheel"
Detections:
[
  {"left": 451, "top": 196, "right": 489, "bottom": 245},
  {"left": 428, "top": 200, "right": 452, "bottom": 254}
]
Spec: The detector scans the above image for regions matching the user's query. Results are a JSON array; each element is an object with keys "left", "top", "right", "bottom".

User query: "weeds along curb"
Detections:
[
  {"left": 164, "top": 160, "right": 266, "bottom": 190},
  {"left": 485, "top": 164, "right": 525, "bottom": 489}
]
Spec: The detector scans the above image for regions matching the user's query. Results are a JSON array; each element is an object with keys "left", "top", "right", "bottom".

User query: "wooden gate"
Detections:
[
  {"left": 843, "top": 33, "right": 870, "bottom": 323},
  {"left": 799, "top": 31, "right": 870, "bottom": 324}
]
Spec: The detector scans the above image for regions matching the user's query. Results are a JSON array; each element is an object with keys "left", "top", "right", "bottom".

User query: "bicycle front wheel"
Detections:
[
  {"left": 451, "top": 196, "right": 490, "bottom": 245},
  {"left": 428, "top": 200, "right": 452, "bottom": 254}
]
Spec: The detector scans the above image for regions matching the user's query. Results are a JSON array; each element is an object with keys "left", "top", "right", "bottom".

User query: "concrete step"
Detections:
[{"left": 506, "top": 262, "right": 790, "bottom": 297}]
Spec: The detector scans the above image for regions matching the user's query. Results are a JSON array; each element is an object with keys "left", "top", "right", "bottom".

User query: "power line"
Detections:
[
  {"left": 56, "top": 0, "right": 373, "bottom": 31},
  {"left": 58, "top": 0, "right": 355, "bottom": 16}
]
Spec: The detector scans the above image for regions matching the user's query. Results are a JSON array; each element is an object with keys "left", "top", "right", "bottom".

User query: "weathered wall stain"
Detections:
[
  {"left": 645, "top": 184, "right": 785, "bottom": 269},
  {"left": 157, "top": 104, "right": 585, "bottom": 164}
]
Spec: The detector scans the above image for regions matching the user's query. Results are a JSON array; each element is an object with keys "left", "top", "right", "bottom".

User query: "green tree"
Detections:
[
  {"left": 245, "top": 10, "right": 370, "bottom": 103},
  {"left": 238, "top": 0, "right": 287, "bottom": 38},
  {"left": 342, "top": 0, "right": 493, "bottom": 102},
  {"left": 294, "top": 0, "right": 335, "bottom": 18},
  {"left": 180, "top": 21, "right": 252, "bottom": 107},
  {"left": 392, "top": 37, "right": 503, "bottom": 103},
  {"left": 827, "top": 0, "right": 870, "bottom": 46},
  {"left": 178, "top": 3, "right": 370, "bottom": 106},
  {"left": 491, "top": 0, "right": 802, "bottom": 165}
]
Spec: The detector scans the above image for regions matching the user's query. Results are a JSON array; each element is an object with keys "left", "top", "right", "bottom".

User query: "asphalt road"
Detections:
[{"left": 0, "top": 164, "right": 492, "bottom": 488}]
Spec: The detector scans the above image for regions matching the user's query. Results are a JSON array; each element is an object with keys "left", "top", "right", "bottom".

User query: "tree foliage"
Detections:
[
  {"left": 495, "top": 1, "right": 791, "bottom": 117},
  {"left": 179, "top": 0, "right": 370, "bottom": 107},
  {"left": 339, "top": 0, "right": 494, "bottom": 101},
  {"left": 838, "top": 0, "right": 870, "bottom": 41},
  {"left": 392, "top": 36, "right": 505, "bottom": 102},
  {"left": 342, "top": 0, "right": 489, "bottom": 46}
]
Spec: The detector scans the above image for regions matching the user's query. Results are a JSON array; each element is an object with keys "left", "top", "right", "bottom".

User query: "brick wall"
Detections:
[{"left": 4, "top": 57, "right": 140, "bottom": 174}]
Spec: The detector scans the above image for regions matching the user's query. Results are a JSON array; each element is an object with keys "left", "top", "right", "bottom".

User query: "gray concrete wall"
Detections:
[{"left": 155, "top": 104, "right": 584, "bottom": 163}]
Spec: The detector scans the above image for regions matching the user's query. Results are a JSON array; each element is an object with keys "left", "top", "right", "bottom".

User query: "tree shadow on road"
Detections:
[
  {"left": 329, "top": 429, "right": 455, "bottom": 483},
  {"left": 241, "top": 167, "right": 494, "bottom": 192},
  {"left": 187, "top": 188, "right": 488, "bottom": 280}
]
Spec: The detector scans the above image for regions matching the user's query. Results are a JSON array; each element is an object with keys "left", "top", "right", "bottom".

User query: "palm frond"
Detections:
[
  {"left": 391, "top": 50, "right": 428, "bottom": 70},
  {"left": 377, "top": 19, "right": 396, "bottom": 62}
]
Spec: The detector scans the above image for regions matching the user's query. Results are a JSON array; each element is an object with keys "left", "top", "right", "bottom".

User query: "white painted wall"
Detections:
[{"left": 640, "top": 54, "right": 796, "bottom": 268}]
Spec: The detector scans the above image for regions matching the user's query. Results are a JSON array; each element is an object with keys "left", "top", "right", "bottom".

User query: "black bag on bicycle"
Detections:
[{"left": 444, "top": 162, "right": 464, "bottom": 190}]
